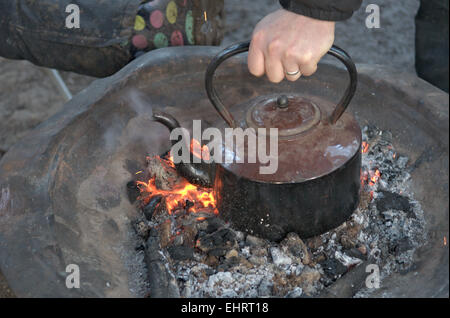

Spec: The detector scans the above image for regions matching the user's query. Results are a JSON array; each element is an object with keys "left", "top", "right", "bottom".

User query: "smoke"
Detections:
[{"left": 126, "top": 89, "right": 153, "bottom": 119}]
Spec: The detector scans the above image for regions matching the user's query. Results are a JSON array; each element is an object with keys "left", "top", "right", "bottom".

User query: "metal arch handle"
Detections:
[{"left": 205, "top": 41, "right": 358, "bottom": 127}]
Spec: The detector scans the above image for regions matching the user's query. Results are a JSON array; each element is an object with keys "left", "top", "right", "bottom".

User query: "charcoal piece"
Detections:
[
  {"left": 181, "top": 224, "right": 198, "bottom": 248},
  {"left": 205, "top": 217, "right": 225, "bottom": 234},
  {"left": 246, "top": 235, "right": 266, "bottom": 247},
  {"left": 318, "top": 262, "right": 368, "bottom": 298},
  {"left": 281, "top": 233, "right": 312, "bottom": 265},
  {"left": 142, "top": 195, "right": 163, "bottom": 221},
  {"left": 345, "top": 248, "right": 368, "bottom": 261},
  {"left": 226, "top": 256, "right": 240, "bottom": 267},
  {"left": 208, "top": 248, "right": 228, "bottom": 257},
  {"left": 167, "top": 245, "right": 194, "bottom": 261},
  {"left": 205, "top": 255, "right": 219, "bottom": 267},
  {"left": 376, "top": 191, "right": 414, "bottom": 217},
  {"left": 198, "top": 228, "right": 236, "bottom": 253},
  {"left": 133, "top": 220, "right": 150, "bottom": 240},
  {"left": 135, "top": 245, "right": 145, "bottom": 251},
  {"left": 340, "top": 234, "right": 357, "bottom": 249},
  {"left": 157, "top": 220, "right": 172, "bottom": 249},
  {"left": 217, "top": 256, "right": 240, "bottom": 272},
  {"left": 126, "top": 180, "right": 140, "bottom": 204},
  {"left": 217, "top": 263, "right": 230, "bottom": 272},
  {"left": 320, "top": 258, "right": 348, "bottom": 281}
]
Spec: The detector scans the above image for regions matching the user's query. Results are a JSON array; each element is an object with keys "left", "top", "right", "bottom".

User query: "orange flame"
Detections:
[
  {"left": 137, "top": 154, "right": 217, "bottom": 216},
  {"left": 362, "top": 142, "right": 369, "bottom": 154},
  {"left": 190, "top": 139, "right": 210, "bottom": 161},
  {"left": 366, "top": 169, "right": 381, "bottom": 186}
]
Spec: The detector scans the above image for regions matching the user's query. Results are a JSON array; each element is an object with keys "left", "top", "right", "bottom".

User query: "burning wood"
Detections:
[{"left": 137, "top": 153, "right": 218, "bottom": 218}]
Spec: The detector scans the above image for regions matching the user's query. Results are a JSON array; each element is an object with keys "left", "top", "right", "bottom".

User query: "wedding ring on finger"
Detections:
[{"left": 286, "top": 69, "right": 300, "bottom": 77}]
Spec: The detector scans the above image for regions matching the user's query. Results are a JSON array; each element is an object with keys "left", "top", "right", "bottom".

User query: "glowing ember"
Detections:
[
  {"left": 137, "top": 152, "right": 217, "bottom": 216},
  {"left": 360, "top": 141, "right": 382, "bottom": 189},
  {"left": 368, "top": 169, "right": 381, "bottom": 186},
  {"left": 362, "top": 141, "right": 370, "bottom": 153}
]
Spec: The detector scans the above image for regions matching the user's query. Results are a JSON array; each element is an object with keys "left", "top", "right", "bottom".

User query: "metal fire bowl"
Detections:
[{"left": 0, "top": 47, "right": 448, "bottom": 297}]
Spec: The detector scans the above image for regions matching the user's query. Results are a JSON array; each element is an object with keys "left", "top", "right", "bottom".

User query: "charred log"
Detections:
[{"left": 144, "top": 229, "right": 180, "bottom": 298}]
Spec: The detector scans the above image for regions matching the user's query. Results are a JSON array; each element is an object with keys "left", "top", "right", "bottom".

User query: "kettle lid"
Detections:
[{"left": 246, "top": 94, "right": 321, "bottom": 137}]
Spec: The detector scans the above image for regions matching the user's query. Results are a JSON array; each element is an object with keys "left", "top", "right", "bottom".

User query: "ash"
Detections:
[{"left": 131, "top": 126, "right": 427, "bottom": 298}]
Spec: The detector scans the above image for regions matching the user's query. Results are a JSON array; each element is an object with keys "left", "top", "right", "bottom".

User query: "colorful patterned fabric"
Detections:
[{"left": 131, "top": 0, "right": 196, "bottom": 57}]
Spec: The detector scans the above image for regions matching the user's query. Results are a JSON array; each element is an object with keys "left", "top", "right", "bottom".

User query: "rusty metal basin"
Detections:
[{"left": 0, "top": 46, "right": 448, "bottom": 297}]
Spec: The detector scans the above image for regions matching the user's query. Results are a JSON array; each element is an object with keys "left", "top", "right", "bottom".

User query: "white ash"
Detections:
[
  {"left": 134, "top": 125, "right": 427, "bottom": 298},
  {"left": 270, "top": 247, "right": 292, "bottom": 266}
]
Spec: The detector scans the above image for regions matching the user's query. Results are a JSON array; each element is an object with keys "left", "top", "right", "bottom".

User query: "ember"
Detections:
[{"left": 362, "top": 141, "right": 370, "bottom": 153}]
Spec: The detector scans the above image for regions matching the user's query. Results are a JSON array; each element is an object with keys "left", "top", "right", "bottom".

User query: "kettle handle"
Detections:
[{"left": 205, "top": 41, "right": 357, "bottom": 127}]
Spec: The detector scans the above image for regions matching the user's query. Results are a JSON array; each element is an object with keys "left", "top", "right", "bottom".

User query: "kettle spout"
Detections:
[{"left": 152, "top": 111, "right": 214, "bottom": 188}]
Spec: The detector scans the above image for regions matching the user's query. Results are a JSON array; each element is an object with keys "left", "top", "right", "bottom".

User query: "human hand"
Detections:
[{"left": 248, "top": 9, "right": 335, "bottom": 83}]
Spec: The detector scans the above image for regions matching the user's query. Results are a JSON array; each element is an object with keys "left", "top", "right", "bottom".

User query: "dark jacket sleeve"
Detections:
[
  {"left": 0, "top": 0, "right": 141, "bottom": 77},
  {"left": 279, "top": 0, "right": 362, "bottom": 21}
]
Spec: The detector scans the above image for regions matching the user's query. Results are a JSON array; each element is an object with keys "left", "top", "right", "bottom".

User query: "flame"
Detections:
[
  {"left": 190, "top": 139, "right": 210, "bottom": 161},
  {"left": 204, "top": 11, "right": 208, "bottom": 21},
  {"left": 368, "top": 169, "right": 381, "bottom": 186},
  {"left": 362, "top": 142, "right": 369, "bottom": 153},
  {"left": 444, "top": 236, "right": 447, "bottom": 246},
  {"left": 164, "top": 153, "right": 175, "bottom": 168},
  {"left": 137, "top": 154, "right": 217, "bottom": 216},
  {"left": 360, "top": 142, "right": 381, "bottom": 188}
]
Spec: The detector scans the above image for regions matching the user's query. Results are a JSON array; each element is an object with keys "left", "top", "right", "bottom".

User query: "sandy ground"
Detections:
[{"left": 0, "top": 0, "right": 419, "bottom": 297}]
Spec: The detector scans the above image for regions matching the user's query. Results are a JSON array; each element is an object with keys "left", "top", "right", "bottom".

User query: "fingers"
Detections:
[
  {"left": 263, "top": 43, "right": 319, "bottom": 83},
  {"left": 248, "top": 35, "right": 265, "bottom": 77},
  {"left": 299, "top": 62, "right": 318, "bottom": 77},
  {"left": 264, "top": 39, "right": 285, "bottom": 83},
  {"left": 283, "top": 57, "right": 302, "bottom": 82},
  {"left": 249, "top": 34, "right": 321, "bottom": 83},
  {"left": 265, "top": 57, "right": 285, "bottom": 83}
]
